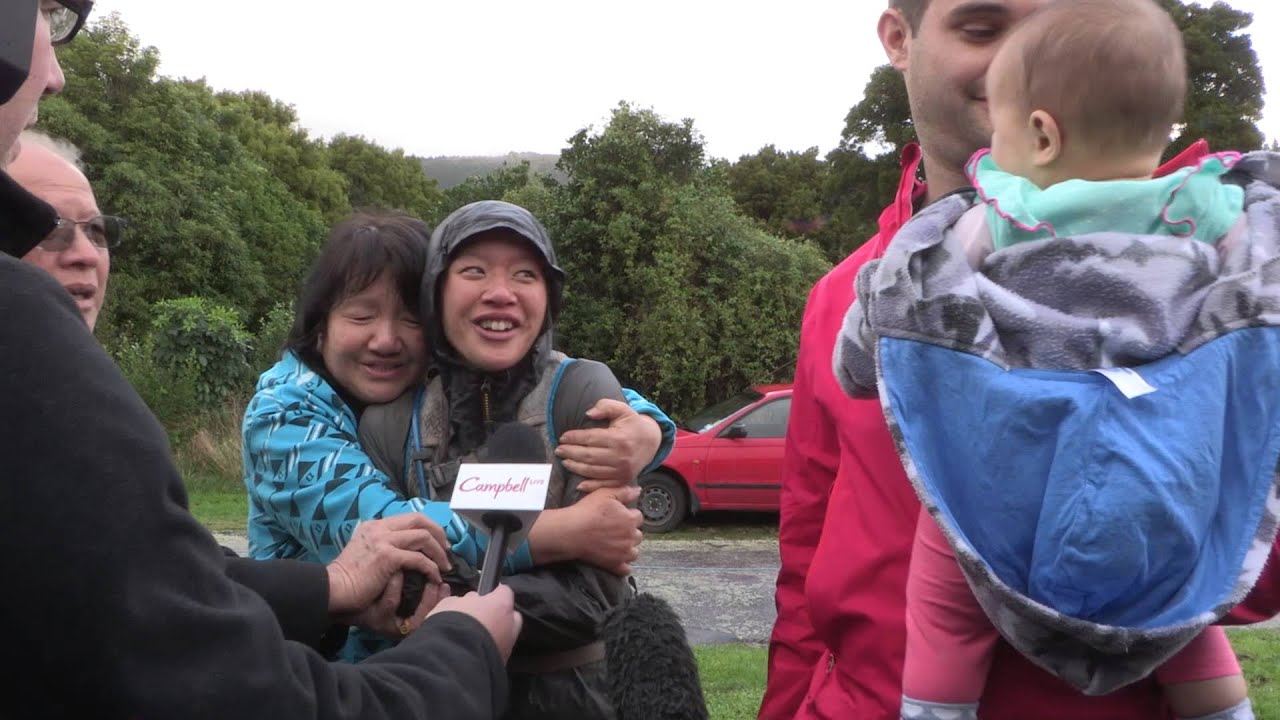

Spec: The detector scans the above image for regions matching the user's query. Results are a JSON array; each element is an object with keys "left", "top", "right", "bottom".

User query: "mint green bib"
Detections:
[{"left": 967, "top": 150, "right": 1245, "bottom": 250}]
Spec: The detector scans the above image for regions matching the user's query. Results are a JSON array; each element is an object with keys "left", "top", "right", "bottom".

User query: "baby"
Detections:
[{"left": 836, "top": 1, "right": 1280, "bottom": 719}]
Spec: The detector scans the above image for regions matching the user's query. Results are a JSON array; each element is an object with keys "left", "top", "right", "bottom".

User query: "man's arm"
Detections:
[
  {"left": 223, "top": 552, "right": 344, "bottom": 652},
  {"left": 0, "top": 258, "right": 507, "bottom": 719},
  {"left": 759, "top": 283, "right": 843, "bottom": 719}
]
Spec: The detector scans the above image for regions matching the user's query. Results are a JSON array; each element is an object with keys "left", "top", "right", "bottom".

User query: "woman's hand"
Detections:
[
  {"left": 527, "top": 486, "right": 643, "bottom": 575},
  {"left": 353, "top": 577, "right": 451, "bottom": 640},
  {"left": 325, "top": 514, "right": 453, "bottom": 637},
  {"left": 556, "top": 399, "right": 662, "bottom": 492}
]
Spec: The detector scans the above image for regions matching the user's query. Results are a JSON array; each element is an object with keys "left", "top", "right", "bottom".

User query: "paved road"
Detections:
[
  {"left": 214, "top": 532, "right": 1280, "bottom": 641},
  {"left": 634, "top": 538, "right": 779, "bottom": 645}
]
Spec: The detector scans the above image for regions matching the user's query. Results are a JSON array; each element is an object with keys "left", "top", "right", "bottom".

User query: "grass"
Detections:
[
  {"left": 187, "top": 481, "right": 248, "bottom": 533},
  {"left": 1230, "top": 629, "right": 1280, "bottom": 718},
  {"left": 695, "top": 633, "right": 1280, "bottom": 720},
  {"left": 696, "top": 644, "right": 769, "bottom": 719}
]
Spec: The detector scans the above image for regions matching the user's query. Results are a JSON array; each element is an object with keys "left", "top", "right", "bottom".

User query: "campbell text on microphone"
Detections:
[{"left": 457, "top": 475, "right": 549, "bottom": 500}]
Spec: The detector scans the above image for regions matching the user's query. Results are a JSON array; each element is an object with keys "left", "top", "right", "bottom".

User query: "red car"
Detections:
[{"left": 639, "top": 384, "right": 793, "bottom": 532}]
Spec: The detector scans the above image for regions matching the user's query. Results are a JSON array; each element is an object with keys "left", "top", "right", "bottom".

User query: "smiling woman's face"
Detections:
[
  {"left": 440, "top": 231, "right": 548, "bottom": 372},
  {"left": 319, "top": 272, "right": 425, "bottom": 404}
]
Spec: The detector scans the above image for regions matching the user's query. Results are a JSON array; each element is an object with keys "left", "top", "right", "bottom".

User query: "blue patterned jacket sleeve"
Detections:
[
  {"left": 242, "top": 354, "right": 533, "bottom": 572},
  {"left": 621, "top": 387, "right": 676, "bottom": 472}
]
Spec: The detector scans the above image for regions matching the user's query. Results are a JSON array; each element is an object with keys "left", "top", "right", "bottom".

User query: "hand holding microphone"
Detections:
[{"left": 396, "top": 422, "right": 551, "bottom": 617}]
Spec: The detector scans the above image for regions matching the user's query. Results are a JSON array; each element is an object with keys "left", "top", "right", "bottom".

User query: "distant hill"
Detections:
[{"left": 418, "top": 152, "right": 564, "bottom": 189}]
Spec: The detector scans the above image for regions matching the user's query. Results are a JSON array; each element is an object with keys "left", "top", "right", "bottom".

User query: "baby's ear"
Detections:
[{"left": 1029, "top": 110, "right": 1062, "bottom": 167}]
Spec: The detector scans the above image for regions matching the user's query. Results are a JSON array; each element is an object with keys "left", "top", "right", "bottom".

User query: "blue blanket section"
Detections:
[{"left": 881, "top": 327, "right": 1280, "bottom": 629}]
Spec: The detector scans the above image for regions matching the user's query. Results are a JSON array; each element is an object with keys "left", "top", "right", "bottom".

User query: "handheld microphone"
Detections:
[
  {"left": 0, "top": 3, "right": 36, "bottom": 105},
  {"left": 397, "top": 423, "right": 551, "bottom": 616},
  {"left": 453, "top": 422, "right": 552, "bottom": 595}
]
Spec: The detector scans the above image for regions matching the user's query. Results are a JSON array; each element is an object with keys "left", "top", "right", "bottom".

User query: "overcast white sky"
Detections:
[{"left": 94, "top": 1, "right": 1280, "bottom": 162}]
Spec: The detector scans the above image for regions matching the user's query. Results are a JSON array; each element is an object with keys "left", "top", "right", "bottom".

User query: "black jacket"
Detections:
[
  {"left": 0, "top": 256, "right": 508, "bottom": 719},
  {"left": 223, "top": 550, "right": 349, "bottom": 654}
]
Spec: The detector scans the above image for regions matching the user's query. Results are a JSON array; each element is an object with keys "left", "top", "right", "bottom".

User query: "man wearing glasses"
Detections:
[
  {"left": 8, "top": 131, "right": 118, "bottom": 329},
  {"left": 0, "top": 3, "right": 521, "bottom": 718}
]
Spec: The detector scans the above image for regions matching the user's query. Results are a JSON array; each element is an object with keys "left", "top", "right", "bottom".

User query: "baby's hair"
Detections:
[{"left": 995, "top": 0, "right": 1185, "bottom": 153}]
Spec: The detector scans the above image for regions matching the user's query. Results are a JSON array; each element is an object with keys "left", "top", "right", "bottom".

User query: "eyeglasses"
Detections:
[
  {"left": 44, "top": 0, "right": 94, "bottom": 46},
  {"left": 35, "top": 215, "right": 126, "bottom": 252}
]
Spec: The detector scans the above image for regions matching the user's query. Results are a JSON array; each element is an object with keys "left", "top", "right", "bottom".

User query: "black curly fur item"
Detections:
[{"left": 602, "top": 592, "right": 709, "bottom": 720}]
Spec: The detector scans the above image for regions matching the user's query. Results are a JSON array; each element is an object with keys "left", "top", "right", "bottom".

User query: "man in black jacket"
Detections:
[{"left": 0, "top": 3, "right": 522, "bottom": 717}]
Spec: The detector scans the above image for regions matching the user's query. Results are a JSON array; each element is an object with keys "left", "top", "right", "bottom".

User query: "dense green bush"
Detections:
[
  {"left": 550, "top": 104, "right": 829, "bottom": 419},
  {"left": 110, "top": 334, "right": 206, "bottom": 444},
  {"left": 150, "top": 297, "right": 252, "bottom": 406}
]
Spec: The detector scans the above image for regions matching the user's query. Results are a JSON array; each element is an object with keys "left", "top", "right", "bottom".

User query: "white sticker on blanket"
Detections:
[{"left": 1091, "top": 367, "right": 1158, "bottom": 399}]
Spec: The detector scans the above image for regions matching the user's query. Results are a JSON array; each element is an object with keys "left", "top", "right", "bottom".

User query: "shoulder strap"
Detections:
[
  {"left": 544, "top": 355, "right": 576, "bottom": 446},
  {"left": 411, "top": 376, "right": 466, "bottom": 501}
]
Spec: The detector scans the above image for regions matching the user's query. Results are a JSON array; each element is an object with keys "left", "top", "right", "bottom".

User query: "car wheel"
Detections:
[{"left": 639, "top": 472, "right": 688, "bottom": 534}]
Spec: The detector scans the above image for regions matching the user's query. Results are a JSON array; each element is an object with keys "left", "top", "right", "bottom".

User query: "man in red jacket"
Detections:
[{"left": 761, "top": 1, "right": 1279, "bottom": 718}]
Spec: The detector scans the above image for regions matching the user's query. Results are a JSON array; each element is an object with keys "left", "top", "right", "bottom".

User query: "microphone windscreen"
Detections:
[
  {"left": 604, "top": 593, "right": 710, "bottom": 720},
  {"left": 483, "top": 422, "right": 549, "bottom": 464}
]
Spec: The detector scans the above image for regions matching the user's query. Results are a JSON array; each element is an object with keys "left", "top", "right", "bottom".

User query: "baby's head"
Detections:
[{"left": 987, "top": 0, "right": 1185, "bottom": 188}]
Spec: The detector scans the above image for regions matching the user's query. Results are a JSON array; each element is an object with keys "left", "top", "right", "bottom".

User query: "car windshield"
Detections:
[{"left": 683, "top": 390, "right": 764, "bottom": 433}]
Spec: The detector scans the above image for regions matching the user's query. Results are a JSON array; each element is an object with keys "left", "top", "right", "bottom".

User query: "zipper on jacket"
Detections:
[{"left": 480, "top": 377, "right": 494, "bottom": 434}]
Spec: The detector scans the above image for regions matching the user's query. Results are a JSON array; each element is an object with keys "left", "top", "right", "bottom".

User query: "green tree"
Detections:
[
  {"left": 328, "top": 134, "right": 443, "bottom": 220},
  {"left": 215, "top": 90, "right": 350, "bottom": 224},
  {"left": 1159, "top": 0, "right": 1265, "bottom": 157},
  {"left": 820, "top": 65, "right": 914, "bottom": 262},
  {"left": 436, "top": 160, "right": 554, "bottom": 222},
  {"left": 551, "top": 103, "right": 829, "bottom": 417},
  {"left": 725, "top": 145, "right": 829, "bottom": 240},
  {"left": 837, "top": 63, "right": 916, "bottom": 153}
]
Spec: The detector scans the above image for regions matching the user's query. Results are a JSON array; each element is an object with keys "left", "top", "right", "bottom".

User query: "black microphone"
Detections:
[
  {"left": 475, "top": 422, "right": 549, "bottom": 595},
  {"left": 0, "top": 3, "right": 36, "bottom": 105}
]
